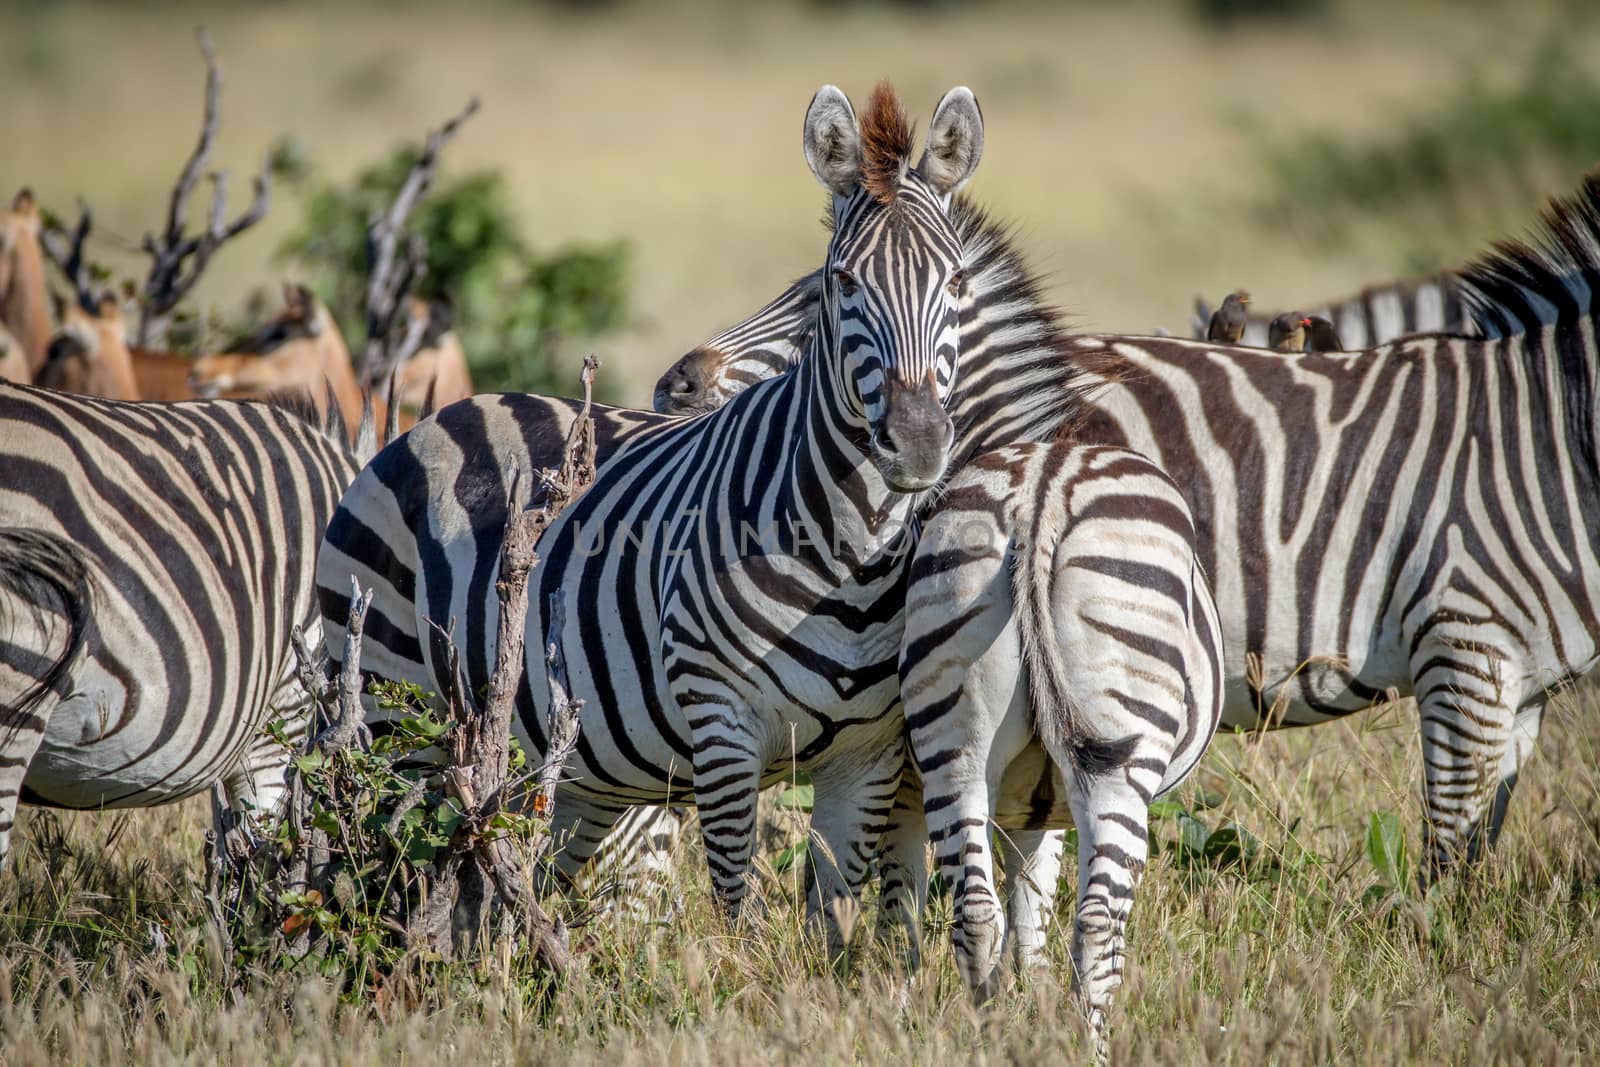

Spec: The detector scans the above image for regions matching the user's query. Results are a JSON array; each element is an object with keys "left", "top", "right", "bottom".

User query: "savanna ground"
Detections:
[{"left": 6, "top": 1, "right": 1600, "bottom": 1063}]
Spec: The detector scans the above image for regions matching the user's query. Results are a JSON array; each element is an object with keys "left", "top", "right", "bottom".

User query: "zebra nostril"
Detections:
[
  {"left": 671, "top": 376, "right": 697, "bottom": 397},
  {"left": 875, "top": 424, "right": 898, "bottom": 456}
]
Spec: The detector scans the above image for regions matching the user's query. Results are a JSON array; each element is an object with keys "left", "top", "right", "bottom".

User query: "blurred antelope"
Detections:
[
  {"left": 189, "top": 283, "right": 364, "bottom": 430},
  {"left": 39, "top": 205, "right": 195, "bottom": 402},
  {"left": 38, "top": 292, "right": 139, "bottom": 400},
  {"left": 383, "top": 297, "right": 473, "bottom": 430},
  {"left": 0, "top": 190, "right": 51, "bottom": 376},
  {"left": 0, "top": 323, "right": 27, "bottom": 383}
]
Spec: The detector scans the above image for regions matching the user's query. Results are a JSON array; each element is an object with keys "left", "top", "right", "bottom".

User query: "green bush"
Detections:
[
  {"left": 277, "top": 146, "right": 629, "bottom": 399},
  {"left": 1250, "top": 38, "right": 1600, "bottom": 237},
  {"left": 1194, "top": 0, "right": 1325, "bottom": 23}
]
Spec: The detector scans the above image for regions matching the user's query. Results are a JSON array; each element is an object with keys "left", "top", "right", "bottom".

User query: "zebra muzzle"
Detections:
[{"left": 870, "top": 379, "right": 954, "bottom": 492}]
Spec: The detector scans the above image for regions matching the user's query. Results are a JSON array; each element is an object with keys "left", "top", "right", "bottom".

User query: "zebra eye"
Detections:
[
  {"left": 946, "top": 271, "right": 965, "bottom": 297},
  {"left": 834, "top": 270, "right": 858, "bottom": 298}
]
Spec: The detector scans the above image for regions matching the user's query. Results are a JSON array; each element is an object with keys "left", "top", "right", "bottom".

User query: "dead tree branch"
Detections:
[
  {"left": 40, "top": 199, "right": 97, "bottom": 312},
  {"left": 207, "top": 359, "right": 602, "bottom": 986},
  {"left": 358, "top": 97, "right": 481, "bottom": 384},
  {"left": 136, "top": 28, "right": 271, "bottom": 348},
  {"left": 318, "top": 577, "right": 373, "bottom": 751}
]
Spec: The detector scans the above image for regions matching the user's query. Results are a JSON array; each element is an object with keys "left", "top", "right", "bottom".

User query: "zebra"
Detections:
[
  {"left": 319, "top": 134, "right": 1218, "bottom": 1048},
  {"left": 1190, "top": 268, "right": 1471, "bottom": 350},
  {"left": 0, "top": 383, "right": 367, "bottom": 866},
  {"left": 317, "top": 130, "right": 1151, "bottom": 950},
  {"left": 655, "top": 169, "right": 1600, "bottom": 882},
  {"left": 897, "top": 438, "right": 1221, "bottom": 1047},
  {"left": 321, "top": 82, "right": 1011, "bottom": 953},
  {"left": 650, "top": 194, "right": 1230, "bottom": 1032}
]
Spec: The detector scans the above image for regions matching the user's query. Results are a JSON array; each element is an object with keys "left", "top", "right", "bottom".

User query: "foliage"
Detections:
[
  {"left": 277, "top": 148, "right": 629, "bottom": 398},
  {"left": 1193, "top": 0, "right": 1325, "bottom": 24},
  {"left": 1250, "top": 38, "right": 1600, "bottom": 240},
  {"left": 210, "top": 681, "right": 546, "bottom": 992}
]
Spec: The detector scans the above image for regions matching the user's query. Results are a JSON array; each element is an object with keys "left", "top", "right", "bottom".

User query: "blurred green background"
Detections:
[{"left": 5, "top": 0, "right": 1600, "bottom": 404}]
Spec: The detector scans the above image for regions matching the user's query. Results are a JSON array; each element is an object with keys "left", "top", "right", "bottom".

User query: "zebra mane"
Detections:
[
  {"left": 861, "top": 81, "right": 914, "bottom": 205},
  {"left": 942, "top": 195, "right": 1116, "bottom": 464},
  {"left": 1458, "top": 170, "right": 1600, "bottom": 339},
  {"left": 236, "top": 384, "right": 374, "bottom": 465},
  {"left": 809, "top": 190, "right": 1109, "bottom": 461}
]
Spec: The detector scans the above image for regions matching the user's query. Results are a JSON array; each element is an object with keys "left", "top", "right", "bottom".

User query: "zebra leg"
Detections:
[
  {"left": 1064, "top": 772, "right": 1149, "bottom": 1054},
  {"left": 873, "top": 767, "right": 928, "bottom": 970},
  {"left": 805, "top": 740, "right": 904, "bottom": 965},
  {"left": 1412, "top": 644, "right": 1520, "bottom": 881},
  {"left": 924, "top": 769, "right": 1007, "bottom": 998},
  {"left": 999, "top": 827, "right": 1066, "bottom": 974},
  {"left": 544, "top": 792, "right": 630, "bottom": 893},
  {"left": 0, "top": 725, "right": 47, "bottom": 870},
  {"left": 1483, "top": 698, "right": 1547, "bottom": 852},
  {"left": 688, "top": 709, "right": 765, "bottom": 921}
]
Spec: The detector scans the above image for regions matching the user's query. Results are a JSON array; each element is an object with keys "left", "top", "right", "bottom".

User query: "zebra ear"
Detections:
[
  {"left": 917, "top": 86, "right": 984, "bottom": 197},
  {"left": 803, "top": 85, "right": 862, "bottom": 197}
]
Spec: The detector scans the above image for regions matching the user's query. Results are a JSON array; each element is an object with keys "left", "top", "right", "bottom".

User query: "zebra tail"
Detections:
[
  {"left": 0, "top": 528, "right": 90, "bottom": 734},
  {"left": 1011, "top": 482, "right": 1137, "bottom": 776}
]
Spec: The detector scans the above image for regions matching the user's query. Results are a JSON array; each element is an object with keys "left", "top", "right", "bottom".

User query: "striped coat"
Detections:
[{"left": 0, "top": 385, "right": 361, "bottom": 864}]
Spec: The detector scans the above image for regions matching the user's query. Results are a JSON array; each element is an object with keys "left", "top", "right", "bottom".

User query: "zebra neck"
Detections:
[
  {"left": 941, "top": 197, "right": 1087, "bottom": 464},
  {"left": 769, "top": 340, "right": 916, "bottom": 575}
]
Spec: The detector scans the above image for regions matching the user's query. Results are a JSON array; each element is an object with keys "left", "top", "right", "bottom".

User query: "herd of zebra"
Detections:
[{"left": 5, "top": 81, "right": 1600, "bottom": 1045}]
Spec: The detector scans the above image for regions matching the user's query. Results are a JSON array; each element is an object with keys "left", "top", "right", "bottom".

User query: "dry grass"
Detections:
[
  {"left": 6, "top": 2, "right": 1600, "bottom": 405},
  {"left": 4, "top": 682, "right": 1597, "bottom": 1065},
  {"left": 6, "top": 4, "right": 1600, "bottom": 1063}
]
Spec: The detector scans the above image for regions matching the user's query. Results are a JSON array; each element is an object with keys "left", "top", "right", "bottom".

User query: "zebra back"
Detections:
[{"left": 1189, "top": 270, "right": 1471, "bottom": 349}]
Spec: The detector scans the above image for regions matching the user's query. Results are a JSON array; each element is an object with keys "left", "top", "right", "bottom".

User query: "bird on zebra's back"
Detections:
[
  {"left": 1206, "top": 289, "right": 1250, "bottom": 342},
  {"left": 1267, "top": 310, "right": 1310, "bottom": 353},
  {"left": 653, "top": 166, "right": 1600, "bottom": 918},
  {"left": 1303, "top": 313, "right": 1344, "bottom": 352},
  {"left": 1189, "top": 269, "right": 1470, "bottom": 348},
  {"left": 321, "top": 81, "right": 997, "bottom": 960}
]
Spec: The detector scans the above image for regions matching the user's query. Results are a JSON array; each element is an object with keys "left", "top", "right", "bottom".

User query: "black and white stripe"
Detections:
[
  {"left": 0, "top": 384, "right": 362, "bottom": 864},
  {"left": 655, "top": 172, "right": 1600, "bottom": 882},
  {"left": 898, "top": 440, "right": 1220, "bottom": 1046},
  {"left": 321, "top": 85, "right": 1015, "bottom": 949}
]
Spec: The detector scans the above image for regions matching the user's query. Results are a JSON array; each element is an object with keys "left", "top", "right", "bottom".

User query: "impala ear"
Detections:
[
  {"left": 803, "top": 85, "right": 862, "bottom": 197},
  {"left": 916, "top": 86, "right": 984, "bottom": 197}
]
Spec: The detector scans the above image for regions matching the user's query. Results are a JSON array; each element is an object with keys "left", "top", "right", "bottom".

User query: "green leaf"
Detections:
[
  {"left": 1148, "top": 798, "right": 1188, "bottom": 821},
  {"left": 774, "top": 841, "right": 809, "bottom": 874},
  {"left": 399, "top": 715, "right": 450, "bottom": 740},
  {"left": 775, "top": 784, "right": 814, "bottom": 812},
  {"left": 1365, "top": 811, "right": 1409, "bottom": 891},
  {"left": 1201, "top": 824, "right": 1260, "bottom": 869},
  {"left": 434, "top": 798, "right": 468, "bottom": 839},
  {"left": 293, "top": 751, "right": 327, "bottom": 774},
  {"left": 1177, "top": 813, "right": 1211, "bottom": 859},
  {"left": 310, "top": 809, "right": 343, "bottom": 837}
]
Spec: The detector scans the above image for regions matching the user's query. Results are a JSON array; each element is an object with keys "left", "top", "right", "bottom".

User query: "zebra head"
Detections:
[
  {"left": 803, "top": 81, "right": 983, "bottom": 492},
  {"left": 653, "top": 271, "right": 820, "bottom": 416}
]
